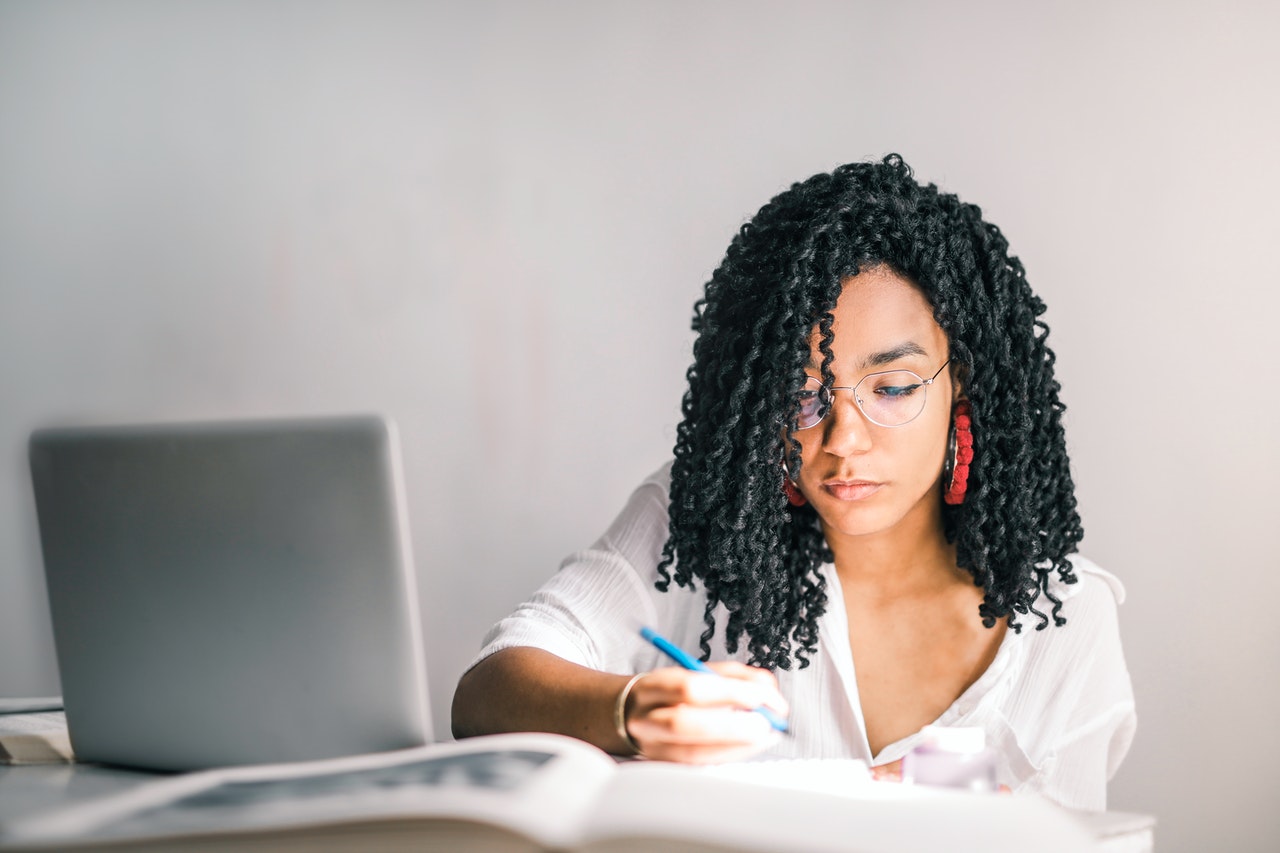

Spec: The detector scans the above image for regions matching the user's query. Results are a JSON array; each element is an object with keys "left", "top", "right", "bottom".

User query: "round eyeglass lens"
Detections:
[
  {"left": 796, "top": 377, "right": 829, "bottom": 429},
  {"left": 856, "top": 370, "right": 929, "bottom": 426}
]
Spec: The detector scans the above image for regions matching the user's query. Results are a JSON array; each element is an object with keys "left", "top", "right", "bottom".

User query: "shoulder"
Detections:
[
  {"left": 1057, "top": 554, "right": 1126, "bottom": 605},
  {"left": 1003, "top": 554, "right": 1135, "bottom": 737},
  {"left": 591, "top": 461, "right": 672, "bottom": 557},
  {"left": 638, "top": 460, "right": 673, "bottom": 500},
  {"left": 1037, "top": 554, "right": 1126, "bottom": 626},
  {"left": 1021, "top": 554, "right": 1128, "bottom": 663}
]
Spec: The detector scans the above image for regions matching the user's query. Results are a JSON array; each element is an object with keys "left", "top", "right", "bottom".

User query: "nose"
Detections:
[{"left": 821, "top": 389, "right": 874, "bottom": 456}]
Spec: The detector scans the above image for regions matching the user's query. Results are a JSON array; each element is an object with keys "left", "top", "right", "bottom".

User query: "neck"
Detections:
[{"left": 823, "top": 498, "right": 965, "bottom": 599}]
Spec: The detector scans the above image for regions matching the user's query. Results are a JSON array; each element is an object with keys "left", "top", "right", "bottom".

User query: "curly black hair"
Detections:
[{"left": 654, "top": 154, "right": 1082, "bottom": 671}]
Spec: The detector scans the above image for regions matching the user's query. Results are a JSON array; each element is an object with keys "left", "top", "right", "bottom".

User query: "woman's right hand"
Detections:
[{"left": 622, "top": 662, "right": 789, "bottom": 764}]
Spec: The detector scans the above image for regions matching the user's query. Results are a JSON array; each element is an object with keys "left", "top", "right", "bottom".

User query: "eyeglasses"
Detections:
[{"left": 794, "top": 358, "right": 951, "bottom": 429}]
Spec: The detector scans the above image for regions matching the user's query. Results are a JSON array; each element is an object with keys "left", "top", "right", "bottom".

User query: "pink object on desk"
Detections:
[{"left": 902, "top": 725, "right": 998, "bottom": 793}]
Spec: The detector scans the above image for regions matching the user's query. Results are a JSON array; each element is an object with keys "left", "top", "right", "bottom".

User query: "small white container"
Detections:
[{"left": 902, "top": 725, "right": 998, "bottom": 793}]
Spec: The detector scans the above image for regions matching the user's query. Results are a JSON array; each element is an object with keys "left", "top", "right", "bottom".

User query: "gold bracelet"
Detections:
[{"left": 613, "top": 672, "right": 647, "bottom": 756}]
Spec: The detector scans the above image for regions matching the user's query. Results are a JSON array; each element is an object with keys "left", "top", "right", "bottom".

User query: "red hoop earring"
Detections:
[
  {"left": 781, "top": 461, "right": 807, "bottom": 507},
  {"left": 943, "top": 400, "right": 973, "bottom": 506}
]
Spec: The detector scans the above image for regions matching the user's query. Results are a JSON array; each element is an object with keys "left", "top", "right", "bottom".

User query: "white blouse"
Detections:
[{"left": 472, "top": 463, "right": 1136, "bottom": 811}]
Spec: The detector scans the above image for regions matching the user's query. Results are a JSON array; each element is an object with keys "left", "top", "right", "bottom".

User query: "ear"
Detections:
[{"left": 949, "top": 361, "right": 969, "bottom": 403}]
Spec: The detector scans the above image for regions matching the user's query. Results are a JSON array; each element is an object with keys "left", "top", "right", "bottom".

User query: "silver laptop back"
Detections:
[{"left": 28, "top": 414, "right": 431, "bottom": 771}]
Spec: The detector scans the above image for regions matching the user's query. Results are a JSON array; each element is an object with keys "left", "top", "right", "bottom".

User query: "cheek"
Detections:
[
  {"left": 889, "top": 431, "right": 949, "bottom": 481},
  {"left": 921, "top": 419, "right": 953, "bottom": 480},
  {"left": 792, "top": 430, "right": 823, "bottom": 468}
]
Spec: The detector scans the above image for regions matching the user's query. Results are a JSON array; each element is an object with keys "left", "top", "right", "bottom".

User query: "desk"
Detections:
[{"left": 0, "top": 763, "right": 158, "bottom": 822}]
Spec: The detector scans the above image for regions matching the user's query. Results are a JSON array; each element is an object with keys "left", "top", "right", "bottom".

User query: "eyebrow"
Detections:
[
  {"left": 859, "top": 342, "right": 930, "bottom": 371},
  {"left": 806, "top": 341, "right": 930, "bottom": 372}
]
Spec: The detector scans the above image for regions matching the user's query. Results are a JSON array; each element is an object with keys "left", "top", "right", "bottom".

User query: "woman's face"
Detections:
[{"left": 789, "top": 266, "right": 959, "bottom": 543}]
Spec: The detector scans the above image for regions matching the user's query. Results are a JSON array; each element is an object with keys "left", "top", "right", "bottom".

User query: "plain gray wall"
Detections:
[{"left": 2, "top": 1, "right": 1277, "bottom": 849}]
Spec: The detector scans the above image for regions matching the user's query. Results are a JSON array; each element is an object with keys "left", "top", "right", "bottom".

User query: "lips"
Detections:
[{"left": 821, "top": 480, "right": 883, "bottom": 501}]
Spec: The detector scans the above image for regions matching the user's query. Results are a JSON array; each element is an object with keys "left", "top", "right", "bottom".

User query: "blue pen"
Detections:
[{"left": 640, "top": 626, "right": 790, "bottom": 733}]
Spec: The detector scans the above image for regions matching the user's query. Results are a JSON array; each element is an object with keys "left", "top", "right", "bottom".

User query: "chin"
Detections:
[
  {"left": 810, "top": 482, "right": 943, "bottom": 540},
  {"left": 813, "top": 501, "right": 901, "bottom": 538}
]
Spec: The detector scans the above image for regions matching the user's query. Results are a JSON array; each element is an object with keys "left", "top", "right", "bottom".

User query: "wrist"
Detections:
[{"left": 613, "top": 672, "right": 647, "bottom": 756}]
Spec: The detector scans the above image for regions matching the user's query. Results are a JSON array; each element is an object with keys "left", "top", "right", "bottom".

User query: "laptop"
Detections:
[{"left": 28, "top": 414, "right": 432, "bottom": 771}]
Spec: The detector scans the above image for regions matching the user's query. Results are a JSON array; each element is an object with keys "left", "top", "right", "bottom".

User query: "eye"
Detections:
[
  {"left": 794, "top": 379, "right": 829, "bottom": 427},
  {"left": 868, "top": 372, "right": 923, "bottom": 398},
  {"left": 875, "top": 383, "right": 920, "bottom": 398}
]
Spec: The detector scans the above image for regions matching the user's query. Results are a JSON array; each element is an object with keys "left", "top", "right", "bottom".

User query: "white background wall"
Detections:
[{"left": 2, "top": 2, "right": 1277, "bottom": 849}]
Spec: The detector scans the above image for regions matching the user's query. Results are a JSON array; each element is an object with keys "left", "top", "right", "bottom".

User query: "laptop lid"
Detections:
[{"left": 28, "top": 414, "right": 432, "bottom": 771}]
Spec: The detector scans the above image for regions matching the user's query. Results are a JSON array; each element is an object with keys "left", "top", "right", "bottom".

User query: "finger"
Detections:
[
  {"left": 646, "top": 665, "right": 786, "bottom": 715},
  {"left": 683, "top": 672, "right": 789, "bottom": 718},
  {"left": 628, "top": 667, "right": 740, "bottom": 709},
  {"left": 703, "top": 662, "right": 788, "bottom": 708},
  {"left": 704, "top": 660, "right": 777, "bottom": 687},
  {"left": 643, "top": 737, "right": 780, "bottom": 765},
  {"left": 871, "top": 759, "right": 904, "bottom": 782},
  {"left": 628, "top": 667, "right": 789, "bottom": 736},
  {"left": 629, "top": 705, "right": 781, "bottom": 763},
  {"left": 634, "top": 703, "right": 779, "bottom": 745}
]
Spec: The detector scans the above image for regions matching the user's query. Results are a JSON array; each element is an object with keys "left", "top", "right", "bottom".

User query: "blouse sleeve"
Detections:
[
  {"left": 466, "top": 464, "right": 681, "bottom": 676},
  {"left": 1020, "top": 559, "right": 1137, "bottom": 811}
]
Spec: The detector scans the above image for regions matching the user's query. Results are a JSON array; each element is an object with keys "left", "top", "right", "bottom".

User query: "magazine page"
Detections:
[
  {"left": 0, "top": 733, "right": 617, "bottom": 850},
  {"left": 0, "top": 712, "right": 73, "bottom": 765},
  {"left": 582, "top": 760, "right": 1100, "bottom": 853}
]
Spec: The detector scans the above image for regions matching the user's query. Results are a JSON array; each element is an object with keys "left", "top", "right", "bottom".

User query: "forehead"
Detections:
[{"left": 814, "top": 267, "right": 947, "bottom": 367}]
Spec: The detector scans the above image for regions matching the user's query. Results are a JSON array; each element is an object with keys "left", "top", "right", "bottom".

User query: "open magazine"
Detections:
[
  {"left": 0, "top": 711, "right": 73, "bottom": 765},
  {"left": 0, "top": 732, "right": 1100, "bottom": 852}
]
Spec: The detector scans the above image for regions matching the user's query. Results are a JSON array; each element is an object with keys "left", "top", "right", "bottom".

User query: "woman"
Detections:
[{"left": 452, "top": 155, "right": 1135, "bottom": 811}]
